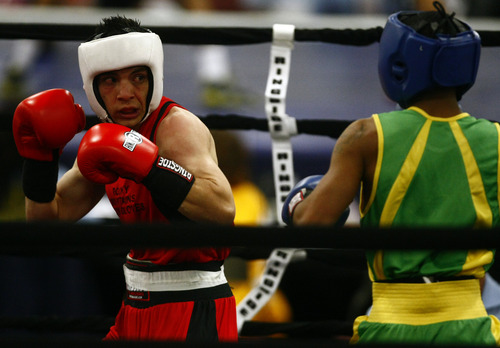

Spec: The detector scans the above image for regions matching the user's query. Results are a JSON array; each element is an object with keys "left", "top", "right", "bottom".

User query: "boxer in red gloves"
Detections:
[{"left": 14, "top": 16, "right": 236, "bottom": 342}]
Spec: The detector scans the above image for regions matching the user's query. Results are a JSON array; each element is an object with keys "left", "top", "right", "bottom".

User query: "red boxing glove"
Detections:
[
  {"left": 13, "top": 89, "right": 86, "bottom": 161},
  {"left": 77, "top": 123, "right": 158, "bottom": 184},
  {"left": 13, "top": 89, "right": 85, "bottom": 202},
  {"left": 78, "top": 123, "right": 195, "bottom": 211}
]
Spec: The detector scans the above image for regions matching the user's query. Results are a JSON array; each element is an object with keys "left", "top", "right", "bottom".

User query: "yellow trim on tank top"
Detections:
[
  {"left": 379, "top": 119, "right": 432, "bottom": 226},
  {"left": 496, "top": 123, "right": 500, "bottom": 217},
  {"left": 449, "top": 121, "right": 492, "bottom": 228},
  {"left": 360, "top": 114, "right": 384, "bottom": 218},
  {"left": 368, "top": 279, "right": 486, "bottom": 325},
  {"left": 409, "top": 106, "right": 470, "bottom": 121}
]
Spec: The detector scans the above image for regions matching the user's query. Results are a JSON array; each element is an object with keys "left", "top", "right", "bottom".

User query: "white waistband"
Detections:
[{"left": 124, "top": 265, "right": 228, "bottom": 292}]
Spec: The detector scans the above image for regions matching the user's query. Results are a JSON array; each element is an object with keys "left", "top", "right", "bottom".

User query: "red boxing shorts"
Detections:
[{"left": 104, "top": 283, "right": 237, "bottom": 341}]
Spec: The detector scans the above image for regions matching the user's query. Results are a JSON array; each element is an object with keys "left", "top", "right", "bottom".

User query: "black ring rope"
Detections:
[
  {"left": 0, "top": 23, "right": 499, "bottom": 47},
  {"left": 202, "top": 115, "right": 351, "bottom": 139},
  {"left": 0, "top": 114, "right": 352, "bottom": 139},
  {"left": 0, "top": 222, "right": 498, "bottom": 255},
  {"left": 0, "top": 223, "right": 492, "bottom": 340},
  {"left": 0, "top": 315, "right": 353, "bottom": 338},
  {"left": 0, "top": 24, "right": 381, "bottom": 45},
  {"left": 0, "top": 315, "right": 115, "bottom": 334},
  {"left": 3, "top": 112, "right": 498, "bottom": 139}
]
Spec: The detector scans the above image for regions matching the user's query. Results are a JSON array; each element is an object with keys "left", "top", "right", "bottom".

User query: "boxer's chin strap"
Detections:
[{"left": 236, "top": 24, "right": 302, "bottom": 333}]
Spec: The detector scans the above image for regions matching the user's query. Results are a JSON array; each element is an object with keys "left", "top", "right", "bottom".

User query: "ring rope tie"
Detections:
[{"left": 236, "top": 24, "right": 305, "bottom": 332}]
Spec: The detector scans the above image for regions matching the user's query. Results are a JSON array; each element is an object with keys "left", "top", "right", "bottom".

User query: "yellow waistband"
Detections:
[{"left": 369, "top": 279, "right": 487, "bottom": 325}]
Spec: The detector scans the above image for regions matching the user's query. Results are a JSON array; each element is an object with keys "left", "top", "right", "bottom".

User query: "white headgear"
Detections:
[{"left": 78, "top": 32, "right": 164, "bottom": 123}]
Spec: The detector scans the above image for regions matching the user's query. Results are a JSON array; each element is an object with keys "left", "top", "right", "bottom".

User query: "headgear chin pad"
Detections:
[
  {"left": 78, "top": 32, "right": 164, "bottom": 123},
  {"left": 378, "top": 12, "right": 481, "bottom": 109}
]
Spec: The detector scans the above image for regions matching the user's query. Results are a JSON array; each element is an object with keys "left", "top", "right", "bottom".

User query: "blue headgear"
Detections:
[{"left": 378, "top": 11, "right": 481, "bottom": 108}]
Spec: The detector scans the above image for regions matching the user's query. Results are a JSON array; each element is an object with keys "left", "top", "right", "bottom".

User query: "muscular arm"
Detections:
[
  {"left": 25, "top": 161, "right": 105, "bottom": 221},
  {"left": 155, "top": 107, "right": 235, "bottom": 224},
  {"left": 293, "top": 117, "right": 377, "bottom": 225}
]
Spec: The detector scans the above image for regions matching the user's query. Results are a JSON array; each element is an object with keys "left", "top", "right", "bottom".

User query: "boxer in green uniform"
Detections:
[{"left": 282, "top": 2, "right": 500, "bottom": 345}]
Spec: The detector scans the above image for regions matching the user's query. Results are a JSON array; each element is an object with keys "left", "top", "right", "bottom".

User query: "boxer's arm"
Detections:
[
  {"left": 155, "top": 107, "right": 235, "bottom": 224},
  {"left": 25, "top": 161, "right": 105, "bottom": 221},
  {"left": 293, "top": 118, "right": 377, "bottom": 225},
  {"left": 11, "top": 89, "right": 103, "bottom": 221}
]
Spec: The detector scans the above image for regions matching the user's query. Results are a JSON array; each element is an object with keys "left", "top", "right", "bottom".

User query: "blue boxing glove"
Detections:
[
  {"left": 281, "top": 175, "right": 323, "bottom": 225},
  {"left": 281, "top": 175, "right": 350, "bottom": 227}
]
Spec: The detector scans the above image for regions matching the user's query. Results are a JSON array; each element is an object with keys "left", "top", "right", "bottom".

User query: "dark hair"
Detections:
[
  {"left": 399, "top": 1, "right": 469, "bottom": 38},
  {"left": 88, "top": 15, "right": 150, "bottom": 41}
]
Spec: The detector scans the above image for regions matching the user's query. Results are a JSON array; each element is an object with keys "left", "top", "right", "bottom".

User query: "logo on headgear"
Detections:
[{"left": 123, "top": 130, "right": 143, "bottom": 151}]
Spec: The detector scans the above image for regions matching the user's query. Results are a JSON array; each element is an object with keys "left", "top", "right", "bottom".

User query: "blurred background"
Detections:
[{"left": 0, "top": 0, "right": 499, "bottom": 340}]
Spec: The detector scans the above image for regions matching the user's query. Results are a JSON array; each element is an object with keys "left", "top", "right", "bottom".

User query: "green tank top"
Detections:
[{"left": 360, "top": 107, "right": 500, "bottom": 281}]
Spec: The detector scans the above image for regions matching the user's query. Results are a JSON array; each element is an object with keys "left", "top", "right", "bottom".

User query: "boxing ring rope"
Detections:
[
  {"left": 75, "top": 114, "right": 351, "bottom": 138},
  {"left": 1, "top": 22, "right": 500, "bottom": 46},
  {"left": 0, "top": 223, "right": 498, "bottom": 340},
  {"left": 0, "top": 222, "right": 499, "bottom": 252},
  {"left": 1, "top": 18, "right": 500, "bottom": 344}
]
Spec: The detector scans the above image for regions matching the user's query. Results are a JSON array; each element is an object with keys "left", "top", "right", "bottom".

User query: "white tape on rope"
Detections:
[
  {"left": 236, "top": 248, "right": 305, "bottom": 332},
  {"left": 265, "top": 24, "right": 297, "bottom": 219},
  {"left": 236, "top": 24, "right": 303, "bottom": 333}
]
